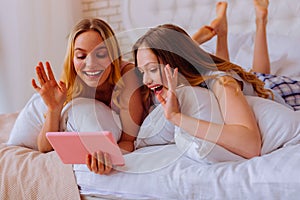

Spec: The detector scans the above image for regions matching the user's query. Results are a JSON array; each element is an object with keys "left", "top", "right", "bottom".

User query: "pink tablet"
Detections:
[{"left": 46, "top": 131, "right": 125, "bottom": 165}]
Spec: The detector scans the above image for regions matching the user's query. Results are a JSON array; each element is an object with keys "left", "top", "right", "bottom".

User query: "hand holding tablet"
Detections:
[{"left": 46, "top": 131, "right": 125, "bottom": 166}]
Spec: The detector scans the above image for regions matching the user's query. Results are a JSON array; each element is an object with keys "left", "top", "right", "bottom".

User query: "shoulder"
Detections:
[
  {"left": 176, "top": 86, "right": 213, "bottom": 108},
  {"left": 120, "top": 60, "right": 134, "bottom": 75},
  {"left": 176, "top": 86, "right": 223, "bottom": 122},
  {"left": 204, "top": 70, "right": 237, "bottom": 89},
  {"left": 176, "top": 86, "right": 211, "bottom": 99}
]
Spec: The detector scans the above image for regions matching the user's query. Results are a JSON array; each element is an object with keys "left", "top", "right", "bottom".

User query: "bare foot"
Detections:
[
  {"left": 210, "top": 1, "right": 228, "bottom": 36},
  {"left": 192, "top": 25, "right": 216, "bottom": 45},
  {"left": 192, "top": 1, "right": 227, "bottom": 45},
  {"left": 253, "top": 0, "right": 269, "bottom": 25}
]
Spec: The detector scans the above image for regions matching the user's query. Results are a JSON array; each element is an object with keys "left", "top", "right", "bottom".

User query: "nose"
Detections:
[
  {"left": 84, "top": 53, "right": 98, "bottom": 68},
  {"left": 143, "top": 72, "right": 152, "bottom": 86}
]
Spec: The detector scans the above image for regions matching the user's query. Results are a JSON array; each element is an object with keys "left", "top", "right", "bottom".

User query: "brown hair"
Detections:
[{"left": 133, "top": 24, "right": 273, "bottom": 109}]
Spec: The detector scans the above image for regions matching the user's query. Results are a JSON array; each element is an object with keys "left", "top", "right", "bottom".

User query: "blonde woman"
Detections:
[{"left": 9, "top": 18, "right": 144, "bottom": 175}]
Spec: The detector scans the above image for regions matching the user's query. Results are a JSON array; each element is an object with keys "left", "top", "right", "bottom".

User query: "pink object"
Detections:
[{"left": 46, "top": 131, "right": 125, "bottom": 165}]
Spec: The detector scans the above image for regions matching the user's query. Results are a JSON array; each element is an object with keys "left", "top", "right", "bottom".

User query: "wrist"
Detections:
[
  {"left": 44, "top": 108, "right": 62, "bottom": 119},
  {"left": 168, "top": 112, "right": 181, "bottom": 127}
]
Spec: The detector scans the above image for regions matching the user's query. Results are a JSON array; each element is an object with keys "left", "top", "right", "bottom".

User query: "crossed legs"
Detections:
[{"left": 192, "top": 0, "right": 270, "bottom": 74}]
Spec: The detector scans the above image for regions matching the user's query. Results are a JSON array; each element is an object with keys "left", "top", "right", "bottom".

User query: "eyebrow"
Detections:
[
  {"left": 74, "top": 44, "right": 107, "bottom": 52},
  {"left": 138, "top": 62, "right": 159, "bottom": 69}
]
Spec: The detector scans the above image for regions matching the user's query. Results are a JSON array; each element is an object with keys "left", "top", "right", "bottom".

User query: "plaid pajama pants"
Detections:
[{"left": 254, "top": 72, "right": 300, "bottom": 111}]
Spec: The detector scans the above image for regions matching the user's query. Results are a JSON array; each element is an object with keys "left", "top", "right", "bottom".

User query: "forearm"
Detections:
[
  {"left": 118, "top": 139, "right": 134, "bottom": 154},
  {"left": 169, "top": 112, "right": 261, "bottom": 158},
  {"left": 37, "top": 109, "right": 61, "bottom": 153}
]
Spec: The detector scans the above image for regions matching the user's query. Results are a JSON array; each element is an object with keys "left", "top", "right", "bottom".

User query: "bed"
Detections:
[{"left": 1, "top": 0, "right": 300, "bottom": 199}]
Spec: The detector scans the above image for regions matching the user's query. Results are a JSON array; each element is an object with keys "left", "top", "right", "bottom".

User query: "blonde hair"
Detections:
[
  {"left": 133, "top": 24, "right": 273, "bottom": 110},
  {"left": 61, "top": 18, "right": 123, "bottom": 105}
]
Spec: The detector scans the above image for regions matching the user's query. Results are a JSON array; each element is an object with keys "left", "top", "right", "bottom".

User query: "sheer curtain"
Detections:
[{"left": 0, "top": 0, "right": 82, "bottom": 114}]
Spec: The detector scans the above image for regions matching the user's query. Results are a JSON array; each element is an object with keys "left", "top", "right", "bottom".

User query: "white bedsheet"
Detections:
[
  {"left": 74, "top": 143, "right": 300, "bottom": 200},
  {"left": 74, "top": 94, "right": 300, "bottom": 199}
]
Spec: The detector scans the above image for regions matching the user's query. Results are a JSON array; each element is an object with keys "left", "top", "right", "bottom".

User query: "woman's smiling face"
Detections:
[
  {"left": 73, "top": 30, "right": 112, "bottom": 88},
  {"left": 136, "top": 48, "right": 168, "bottom": 98}
]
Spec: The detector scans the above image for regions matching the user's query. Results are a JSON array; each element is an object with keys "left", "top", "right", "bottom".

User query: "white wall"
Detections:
[{"left": 0, "top": 0, "right": 82, "bottom": 114}]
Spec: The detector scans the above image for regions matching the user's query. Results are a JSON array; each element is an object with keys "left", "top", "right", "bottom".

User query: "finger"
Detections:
[
  {"left": 156, "top": 93, "right": 166, "bottom": 105},
  {"left": 91, "top": 152, "right": 98, "bottom": 173},
  {"left": 45, "top": 61, "right": 56, "bottom": 81},
  {"left": 173, "top": 68, "right": 178, "bottom": 85},
  {"left": 97, "top": 151, "right": 105, "bottom": 174},
  {"left": 164, "top": 65, "right": 177, "bottom": 92},
  {"left": 58, "top": 81, "right": 67, "bottom": 92},
  {"left": 36, "top": 66, "right": 45, "bottom": 84},
  {"left": 103, "top": 152, "right": 112, "bottom": 174},
  {"left": 31, "top": 79, "right": 40, "bottom": 92},
  {"left": 86, "top": 154, "right": 92, "bottom": 172},
  {"left": 170, "top": 67, "right": 178, "bottom": 91},
  {"left": 38, "top": 62, "right": 49, "bottom": 82}
]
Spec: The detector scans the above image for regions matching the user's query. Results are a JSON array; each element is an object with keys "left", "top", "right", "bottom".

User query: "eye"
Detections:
[
  {"left": 150, "top": 67, "right": 158, "bottom": 73},
  {"left": 95, "top": 49, "right": 108, "bottom": 59},
  {"left": 96, "top": 52, "right": 108, "bottom": 58},
  {"left": 75, "top": 53, "right": 86, "bottom": 60}
]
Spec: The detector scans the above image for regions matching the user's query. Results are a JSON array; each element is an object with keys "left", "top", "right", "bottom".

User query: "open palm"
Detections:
[{"left": 32, "top": 62, "right": 67, "bottom": 112}]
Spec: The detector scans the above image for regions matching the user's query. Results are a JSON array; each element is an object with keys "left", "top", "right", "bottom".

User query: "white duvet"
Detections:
[
  {"left": 74, "top": 88, "right": 300, "bottom": 200},
  {"left": 5, "top": 88, "right": 300, "bottom": 199},
  {"left": 75, "top": 143, "right": 300, "bottom": 200}
]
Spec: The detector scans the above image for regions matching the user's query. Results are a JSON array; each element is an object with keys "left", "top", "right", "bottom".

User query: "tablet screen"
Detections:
[{"left": 46, "top": 131, "right": 125, "bottom": 165}]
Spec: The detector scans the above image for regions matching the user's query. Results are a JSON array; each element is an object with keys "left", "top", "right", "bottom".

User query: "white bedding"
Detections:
[
  {"left": 75, "top": 0, "right": 300, "bottom": 199},
  {"left": 1, "top": 0, "right": 300, "bottom": 199},
  {"left": 74, "top": 94, "right": 300, "bottom": 199},
  {"left": 75, "top": 143, "right": 300, "bottom": 200}
]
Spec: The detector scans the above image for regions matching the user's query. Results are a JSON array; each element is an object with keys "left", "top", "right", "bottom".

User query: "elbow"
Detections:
[
  {"left": 244, "top": 140, "right": 261, "bottom": 159},
  {"left": 37, "top": 136, "right": 53, "bottom": 153},
  {"left": 37, "top": 144, "right": 52, "bottom": 153},
  {"left": 245, "top": 148, "right": 261, "bottom": 159}
]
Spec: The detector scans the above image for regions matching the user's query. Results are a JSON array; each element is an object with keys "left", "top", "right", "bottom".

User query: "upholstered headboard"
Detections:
[
  {"left": 122, "top": 0, "right": 300, "bottom": 78},
  {"left": 123, "top": 0, "right": 300, "bottom": 36}
]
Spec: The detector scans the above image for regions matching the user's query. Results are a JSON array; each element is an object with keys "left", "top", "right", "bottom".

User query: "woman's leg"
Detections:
[
  {"left": 192, "top": 2, "right": 229, "bottom": 61},
  {"left": 252, "top": 0, "right": 270, "bottom": 74},
  {"left": 210, "top": 1, "right": 229, "bottom": 61},
  {"left": 192, "top": 26, "right": 216, "bottom": 45}
]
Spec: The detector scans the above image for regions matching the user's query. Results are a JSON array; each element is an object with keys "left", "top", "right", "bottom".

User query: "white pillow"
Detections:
[
  {"left": 7, "top": 94, "right": 122, "bottom": 150},
  {"left": 245, "top": 96, "right": 300, "bottom": 154},
  {"left": 135, "top": 104, "right": 175, "bottom": 148},
  {"left": 61, "top": 98, "right": 122, "bottom": 142},
  {"left": 7, "top": 93, "right": 47, "bottom": 150}
]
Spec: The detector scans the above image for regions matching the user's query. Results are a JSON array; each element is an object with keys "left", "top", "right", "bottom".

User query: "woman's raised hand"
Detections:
[
  {"left": 32, "top": 61, "right": 67, "bottom": 112},
  {"left": 156, "top": 64, "right": 180, "bottom": 120}
]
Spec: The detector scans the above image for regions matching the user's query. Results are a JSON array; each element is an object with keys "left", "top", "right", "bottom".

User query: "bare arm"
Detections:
[
  {"left": 32, "top": 62, "right": 67, "bottom": 153},
  {"left": 176, "top": 77, "right": 261, "bottom": 158},
  {"left": 158, "top": 66, "right": 261, "bottom": 158},
  {"left": 118, "top": 63, "right": 145, "bottom": 153}
]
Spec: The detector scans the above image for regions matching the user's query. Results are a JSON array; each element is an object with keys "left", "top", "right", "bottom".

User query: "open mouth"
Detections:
[
  {"left": 83, "top": 70, "right": 104, "bottom": 77},
  {"left": 151, "top": 85, "right": 164, "bottom": 95}
]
